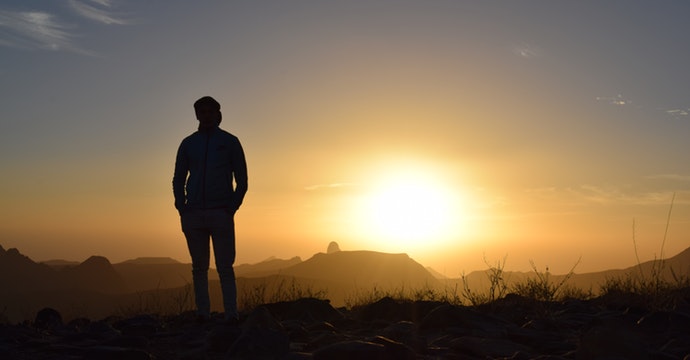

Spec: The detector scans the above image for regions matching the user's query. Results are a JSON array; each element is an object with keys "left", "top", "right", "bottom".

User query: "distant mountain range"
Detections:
[{"left": 1, "top": 243, "right": 689, "bottom": 323}]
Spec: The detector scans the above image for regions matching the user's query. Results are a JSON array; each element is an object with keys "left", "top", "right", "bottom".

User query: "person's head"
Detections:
[{"left": 194, "top": 96, "right": 222, "bottom": 129}]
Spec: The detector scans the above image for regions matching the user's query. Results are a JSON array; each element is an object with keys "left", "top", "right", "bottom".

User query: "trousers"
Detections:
[{"left": 181, "top": 207, "right": 238, "bottom": 319}]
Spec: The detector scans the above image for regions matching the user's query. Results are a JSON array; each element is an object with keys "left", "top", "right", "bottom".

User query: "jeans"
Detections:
[{"left": 181, "top": 208, "right": 238, "bottom": 319}]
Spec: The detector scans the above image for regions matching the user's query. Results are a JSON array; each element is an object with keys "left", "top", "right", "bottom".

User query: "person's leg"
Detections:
[
  {"left": 209, "top": 208, "right": 238, "bottom": 321},
  {"left": 182, "top": 210, "right": 211, "bottom": 318}
]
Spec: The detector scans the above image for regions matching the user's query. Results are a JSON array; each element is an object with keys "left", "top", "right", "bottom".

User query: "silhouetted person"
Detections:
[{"left": 173, "top": 96, "right": 248, "bottom": 322}]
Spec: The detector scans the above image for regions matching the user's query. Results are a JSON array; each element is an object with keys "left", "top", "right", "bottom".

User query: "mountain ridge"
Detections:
[{"left": 2, "top": 243, "right": 689, "bottom": 323}]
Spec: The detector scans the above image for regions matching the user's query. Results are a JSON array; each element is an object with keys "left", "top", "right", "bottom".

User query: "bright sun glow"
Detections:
[
  {"left": 354, "top": 165, "right": 468, "bottom": 250},
  {"left": 368, "top": 180, "right": 452, "bottom": 240}
]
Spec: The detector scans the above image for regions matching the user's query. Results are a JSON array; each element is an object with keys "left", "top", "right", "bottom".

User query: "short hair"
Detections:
[{"left": 194, "top": 96, "right": 221, "bottom": 112}]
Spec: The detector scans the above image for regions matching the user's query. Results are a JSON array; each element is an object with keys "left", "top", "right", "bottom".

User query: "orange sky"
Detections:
[{"left": 1, "top": 1, "right": 689, "bottom": 275}]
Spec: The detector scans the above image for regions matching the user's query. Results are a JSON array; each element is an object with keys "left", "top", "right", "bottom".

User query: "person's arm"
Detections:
[
  {"left": 172, "top": 141, "right": 189, "bottom": 212},
  {"left": 231, "top": 138, "right": 248, "bottom": 211}
]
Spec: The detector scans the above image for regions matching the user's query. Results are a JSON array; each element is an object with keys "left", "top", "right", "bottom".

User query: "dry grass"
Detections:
[
  {"left": 237, "top": 276, "right": 328, "bottom": 312},
  {"left": 116, "top": 282, "right": 195, "bottom": 318}
]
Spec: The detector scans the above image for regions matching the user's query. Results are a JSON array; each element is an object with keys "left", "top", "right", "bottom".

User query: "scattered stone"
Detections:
[
  {"left": 449, "top": 336, "right": 532, "bottom": 358},
  {"left": 312, "top": 339, "right": 386, "bottom": 360},
  {"left": 3, "top": 294, "right": 690, "bottom": 359},
  {"left": 264, "top": 297, "right": 344, "bottom": 323},
  {"left": 34, "top": 307, "right": 62, "bottom": 331},
  {"left": 227, "top": 326, "right": 290, "bottom": 359},
  {"left": 205, "top": 324, "right": 242, "bottom": 353},
  {"left": 81, "top": 345, "right": 153, "bottom": 360}
]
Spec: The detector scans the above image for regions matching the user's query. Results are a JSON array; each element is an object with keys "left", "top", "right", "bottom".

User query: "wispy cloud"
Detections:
[
  {"left": 596, "top": 94, "right": 632, "bottom": 106},
  {"left": 595, "top": 94, "right": 689, "bottom": 121},
  {"left": 0, "top": 1, "right": 130, "bottom": 53},
  {"left": 664, "top": 108, "right": 690, "bottom": 120},
  {"left": 0, "top": 10, "right": 79, "bottom": 52},
  {"left": 527, "top": 184, "right": 681, "bottom": 206},
  {"left": 68, "top": 0, "right": 130, "bottom": 25},
  {"left": 511, "top": 42, "right": 542, "bottom": 59},
  {"left": 645, "top": 174, "right": 690, "bottom": 182}
]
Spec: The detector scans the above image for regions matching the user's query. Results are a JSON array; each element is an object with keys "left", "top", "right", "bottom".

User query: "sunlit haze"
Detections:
[{"left": 1, "top": 1, "right": 689, "bottom": 275}]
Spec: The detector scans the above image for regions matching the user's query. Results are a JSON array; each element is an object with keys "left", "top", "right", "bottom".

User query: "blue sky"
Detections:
[{"left": 1, "top": 1, "right": 689, "bottom": 274}]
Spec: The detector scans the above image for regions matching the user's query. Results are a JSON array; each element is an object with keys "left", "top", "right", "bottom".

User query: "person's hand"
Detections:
[{"left": 175, "top": 201, "right": 186, "bottom": 215}]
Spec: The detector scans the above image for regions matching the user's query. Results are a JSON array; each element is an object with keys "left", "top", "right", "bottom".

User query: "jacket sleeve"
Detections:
[
  {"left": 231, "top": 137, "right": 248, "bottom": 210},
  {"left": 172, "top": 141, "right": 188, "bottom": 210}
]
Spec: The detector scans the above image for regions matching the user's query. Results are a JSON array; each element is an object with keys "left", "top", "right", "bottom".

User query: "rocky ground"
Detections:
[{"left": 1, "top": 292, "right": 689, "bottom": 360}]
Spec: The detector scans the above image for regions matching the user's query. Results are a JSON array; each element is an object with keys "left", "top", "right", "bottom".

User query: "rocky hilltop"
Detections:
[
  {"left": 2, "top": 292, "right": 689, "bottom": 359},
  {"left": 2, "top": 243, "right": 690, "bottom": 358}
]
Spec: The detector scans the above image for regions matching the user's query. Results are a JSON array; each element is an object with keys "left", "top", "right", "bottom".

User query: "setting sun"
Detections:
[
  {"left": 351, "top": 164, "right": 468, "bottom": 250},
  {"left": 369, "top": 179, "right": 452, "bottom": 240}
]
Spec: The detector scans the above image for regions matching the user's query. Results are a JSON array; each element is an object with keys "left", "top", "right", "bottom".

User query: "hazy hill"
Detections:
[
  {"left": 564, "top": 246, "right": 690, "bottom": 292},
  {"left": 41, "top": 259, "right": 80, "bottom": 268},
  {"left": 112, "top": 255, "right": 307, "bottom": 292},
  {"left": 0, "top": 249, "right": 126, "bottom": 293},
  {"left": 112, "top": 262, "right": 199, "bottom": 293},
  {"left": 452, "top": 246, "right": 690, "bottom": 295},
  {"left": 0, "top": 246, "right": 127, "bottom": 293},
  {"left": 1, "top": 247, "right": 129, "bottom": 322},
  {"left": 0, "top": 245, "right": 60, "bottom": 292},
  {"left": 1, "top": 245, "right": 442, "bottom": 318},
  {"left": 273, "top": 250, "right": 441, "bottom": 306},
  {"left": 111, "top": 255, "right": 305, "bottom": 293},
  {"left": 229, "top": 251, "right": 440, "bottom": 307},
  {"left": 426, "top": 266, "right": 448, "bottom": 279},
  {"left": 280, "top": 251, "right": 439, "bottom": 288},
  {"left": 3, "top": 242, "right": 690, "bottom": 322},
  {"left": 234, "top": 256, "right": 303, "bottom": 277},
  {"left": 119, "top": 257, "right": 182, "bottom": 265},
  {"left": 59, "top": 256, "right": 127, "bottom": 294},
  {"left": 229, "top": 251, "right": 442, "bottom": 307}
]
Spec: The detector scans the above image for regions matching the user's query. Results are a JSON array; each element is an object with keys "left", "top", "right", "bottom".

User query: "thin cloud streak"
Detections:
[
  {"left": 596, "top": 94, "right": 690, "bottom": 121},
  {"left": 645, "top": 174, "right": 690, "bottom": 182},
  {"left": 596, "top": 94, "right": 631, "bottom": 106},
  {"left": 526, "top": 185, "right": 681, "bottom": 206},
  {"left": 0, "top": 1, "right": 130, "bottom": 53},
  {"left": 0, "top": 10, "right": 75, "bottom": 51},
  {"left": 511, "top": 42, "right": 542, "bottom": 58},
  {"left": 664, "top": 108, "right": 690, "bottom": 119},
  {"left": 573, "top": 185, "right": 672, "bottom": 206},
  {"left": 69, "top": 0, "right": 130, "bottom": 25}
]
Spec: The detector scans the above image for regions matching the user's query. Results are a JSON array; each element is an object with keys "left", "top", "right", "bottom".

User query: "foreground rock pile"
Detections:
[{"left": 1, "top": 293, "right": 689, "bottom": 359}]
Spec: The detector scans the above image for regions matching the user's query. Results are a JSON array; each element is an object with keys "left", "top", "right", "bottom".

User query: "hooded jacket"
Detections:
[{"left": 173, "top": 126, "right": 248, "bottom": 212}]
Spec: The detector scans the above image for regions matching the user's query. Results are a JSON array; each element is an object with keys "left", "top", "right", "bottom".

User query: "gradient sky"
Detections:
[{"left": 2, "top": 0, "right": 689, "bottom": 275}]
